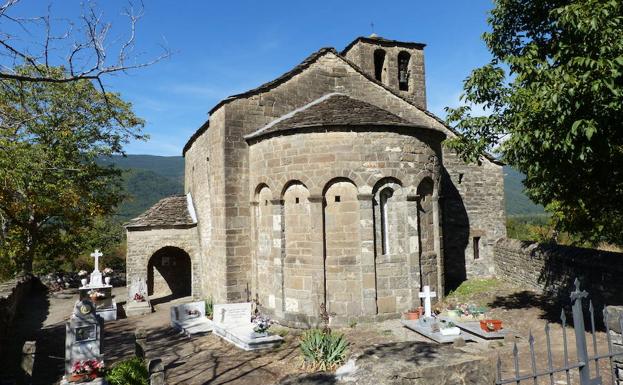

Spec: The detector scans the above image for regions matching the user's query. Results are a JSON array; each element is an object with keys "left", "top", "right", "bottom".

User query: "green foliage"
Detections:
[
  {"left": 0, "top": 65, "right": 144, "bottom": 278},
  {"left": 445, "top": 0, "right": 623, "bottom": 246},
  {"left": 205, "top": 296, "right": 214, "bottom": 318},
  {"left": 299, "top": 329, "right": 349, "bottom": 371},
  {"left": 106, "top": 357, "right": 149, "bottom": 385}
]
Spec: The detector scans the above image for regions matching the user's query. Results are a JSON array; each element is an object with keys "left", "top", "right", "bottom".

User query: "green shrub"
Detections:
[
  {"left": 299, "top": 329, "right": 349, "bottom": 371},
  {"left": 106, "top": 357, "right": 149, "bottom": 385},
  {"left": 205, "top": 296, "right": 214, "bottom": 318}
]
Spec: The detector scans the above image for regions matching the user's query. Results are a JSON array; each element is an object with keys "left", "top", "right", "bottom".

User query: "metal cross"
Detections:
[
  {"left": 570, "top": 277, "right": 588, "bottom": 301},
  {"left": 90, "top": 249, "right": 103, "bottom": 272}
]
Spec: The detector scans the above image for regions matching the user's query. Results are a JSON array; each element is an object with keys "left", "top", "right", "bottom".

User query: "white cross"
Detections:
[
  {"left": 418, "top": 285, "right": 437, "bottom": 318},
  {"left": 90, "top": 249, "right": 103, "bottom": 272}
]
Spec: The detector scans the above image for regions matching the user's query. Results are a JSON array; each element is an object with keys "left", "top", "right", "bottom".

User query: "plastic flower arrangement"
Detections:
[
  {"left": 133, "top": 293, "right": 146, "bottom": 302},
  {"left": 71, "top": 359, "right": 103, "bottom": 376},
  {"left": 103, "top": 267, "right": 114, "bottom": 277},
  {"left": 251, "top": 313, "right": 273, "bottom": 334},
  {"left": 87, "top": 289, "right": 106, "bottom": 298},
  {"left": 78, "top": 270, "right": 88, "bottom": 277}
]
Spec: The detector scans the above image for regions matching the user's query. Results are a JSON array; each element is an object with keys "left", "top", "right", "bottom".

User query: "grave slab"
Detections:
[
  {"left": 212, "top": 303, "right": 283, "bottom": 351},
  {"left": 401, "top": 319, "right": 475, "bottom": 344},
  {"left": 440, "top": 317, "right": 511, "bottom": 340}
]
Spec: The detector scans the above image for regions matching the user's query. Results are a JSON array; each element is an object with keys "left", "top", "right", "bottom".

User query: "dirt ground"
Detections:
[{"left": 1, "top": 280, "right": 618, "bottom": 385}]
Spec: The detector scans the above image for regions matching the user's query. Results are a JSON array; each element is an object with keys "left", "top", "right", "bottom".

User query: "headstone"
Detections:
[
  {"left": 212, "top": 302, "right": 283, "bottom": 351},
  {"left": 170, "top": 301, "right": 213, "bottom": 336},
  {"left": 125, "top": 277, "right": 151, "bottom": 317},
  {"left": 213, "top": 303, "right": 252, "bottom": 327},
  {"left": 78, "top": 250, "right": 116, "bottom": 321},
  {"left": 62, "top": 300, "right": 107, "bottom": 384}
]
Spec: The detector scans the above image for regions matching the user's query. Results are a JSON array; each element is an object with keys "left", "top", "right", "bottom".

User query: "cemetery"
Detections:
[
  {"left": 1, "top": 1, "right": 623, "bottom": 384},
  {"left": 3, "top": 246, "right": 623, "bottom": 385}
]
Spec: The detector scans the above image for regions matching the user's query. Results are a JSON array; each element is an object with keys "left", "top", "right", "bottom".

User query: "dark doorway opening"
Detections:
[{"left": 147, "top": 246, "right": 191, "bottom": 301}]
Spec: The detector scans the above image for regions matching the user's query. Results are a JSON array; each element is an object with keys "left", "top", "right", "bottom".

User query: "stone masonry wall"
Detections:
[
  {"left": 248, "top": 130, "right": 442, "bottom": 325},
  {"left": 183, "top": 47, "right": 505, "bottom": 308},
  {"left": 126, "top": 227, "right": 202, "bottom": 298},
  {"left": 343, "top": 40, "right": 426, "bottom": 109},
  {"left": 495, "top": 238, "right": 623, "bottom": 309},
  {"left": 442, "top": 151, "right": 506, "bottom": 291},
  {"left": 0, "top": 275, "right": 33, "bottom": 357}
]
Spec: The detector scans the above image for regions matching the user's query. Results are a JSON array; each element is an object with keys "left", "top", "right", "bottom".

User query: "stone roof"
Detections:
[
  {"left": 245, "top": 93, "right": 421, "bottom": 140},
  {"left": 125, "top": 195, "right": 196, "bottom": 229}
]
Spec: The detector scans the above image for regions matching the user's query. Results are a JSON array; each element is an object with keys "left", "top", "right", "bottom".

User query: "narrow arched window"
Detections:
[
  {"left": 379, "top": 188, "right": 393, "bottom": 255},
  {"left": 398, "top": 51, "right": 410, "bottom": 91},
  {"left": 374, "top": 49, "right": 386, "bottom": 82}
]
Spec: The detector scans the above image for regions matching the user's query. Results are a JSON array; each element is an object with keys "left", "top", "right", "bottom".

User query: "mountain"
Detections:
[
  {"left": 503, "top": 165, "right": 545, "bottom": 216},
  {"left": 102, "top": 155, "right": 543, "bottom": 221},
  {"left": 98, "top": 155, "right": 185, "bottom": 222}
]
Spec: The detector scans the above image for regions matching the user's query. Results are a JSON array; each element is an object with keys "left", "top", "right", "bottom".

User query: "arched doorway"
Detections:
[{"left": 147, "top": 246, "right": 192, "bottom": 300}]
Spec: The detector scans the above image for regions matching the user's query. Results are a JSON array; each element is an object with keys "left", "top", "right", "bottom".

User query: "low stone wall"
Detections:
[
  {"left": 494, "top": 238, "right": 623, "bottom": 308},
  {"left": 605, "top": 306, "right": 623, "bottom": 384},
  {"left": 0, "top": 274, "right": 34, "bottom": 356}
]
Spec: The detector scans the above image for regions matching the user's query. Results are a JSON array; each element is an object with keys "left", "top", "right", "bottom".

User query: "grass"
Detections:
[{"left": 446, "top": 278, "right": 502, "bottom": 305}]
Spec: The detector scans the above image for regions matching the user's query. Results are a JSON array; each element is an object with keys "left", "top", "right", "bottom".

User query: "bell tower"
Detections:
[{"left": 342, "top": 35, "right": 427, "bottom": 110}]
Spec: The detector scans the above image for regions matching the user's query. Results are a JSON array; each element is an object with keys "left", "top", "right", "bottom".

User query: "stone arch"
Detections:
[
  {"left": 283, "top": 182, "right": 316, "bottom": 316},
  {"left": 371, "top": 177, "right": 409, "bottom": 314},
  {"left": 147, "top": 246, "right": 192, "bottom": 299},
  {"left": 252, "top": 182, "right": 273, "bottom": 202},
  {"left": 398, "top": 50, "right": 411, "bottom": 91},
  {"left": 323, "top": 178, "right": 362, "bottom": 316},
  {"left": 368, "top": 169, "right": 408, "bottom": 191},
  {"left": 276, "top": 173, "right": 315, "bottom": 198},
  {"left": 374, "top": 48, "right": 386, "bottom": 82}
]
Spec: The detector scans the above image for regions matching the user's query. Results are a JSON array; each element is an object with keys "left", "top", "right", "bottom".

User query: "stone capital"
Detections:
[
  {"left": 356, "top": 193, "right": 373, "bottom": 201},
  {"left": 269, "top": 199, "right": 284, "bottom": 206},
  {"left": 307, "top": 195, "right": 324, "bottom": 204}
]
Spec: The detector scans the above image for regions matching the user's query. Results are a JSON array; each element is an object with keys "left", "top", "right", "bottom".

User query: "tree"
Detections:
[
  {"left": 0, "top": 65, "right": 145, "bottom": 275},
  {"left": 0, "top": 0, "right": 169, "bottom": 87},
  {"left": 445, "top": 0, "right": 623, "bottom": 245}
]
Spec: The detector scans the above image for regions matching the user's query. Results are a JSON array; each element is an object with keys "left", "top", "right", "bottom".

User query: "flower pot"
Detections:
[
  {"left": 480, "top": 319, "right": 503, "bottom": 332},
  {"left": 68, "top": 372, "right": 97, "bottom": 383},
  {"left": 405, "top": 311, "right": 420, "bottom": 320},
  {"left": 104, "top": 277, "right": 111, "bottom": 285},
  {"left": 80, "top": 278, "right": 88, "bottom": 287}
]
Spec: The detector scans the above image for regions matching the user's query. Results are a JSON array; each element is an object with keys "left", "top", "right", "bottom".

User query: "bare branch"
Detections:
[{"left": 0, "top": 0, "right": 170, "bottom": 87}]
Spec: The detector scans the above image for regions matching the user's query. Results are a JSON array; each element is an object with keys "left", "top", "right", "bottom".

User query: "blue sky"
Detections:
[{"left": 15, "top": 1, "right": 495, "bottom": 156}]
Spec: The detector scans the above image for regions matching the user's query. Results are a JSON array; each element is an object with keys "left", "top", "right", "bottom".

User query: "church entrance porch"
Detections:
[{"left": 147, "top": 246, "right": 192, "bottom": 301}]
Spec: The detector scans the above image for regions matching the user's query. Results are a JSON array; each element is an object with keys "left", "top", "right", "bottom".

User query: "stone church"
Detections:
[{"left": 125, "top": 36, "right": 506, "bottom": 326}]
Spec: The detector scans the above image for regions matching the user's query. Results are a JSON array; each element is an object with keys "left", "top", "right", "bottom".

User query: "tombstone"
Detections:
[
  {"left": 170, "top": 301, "right": 213, "bottom": 336},
  {"left": 125, "top": 277, "right": 151, "bottom": 317},
  {"left": 212, "top": 302, "right": 283, "bottom": 351},
  {"left": 61, "top": 300, "right": 107, "bottom": 385},
  {"left": 78, "top": 250, "right": 117, "bottom": 321}
]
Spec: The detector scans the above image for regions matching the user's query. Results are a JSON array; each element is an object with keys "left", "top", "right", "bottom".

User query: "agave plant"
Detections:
[{"left": 299, "top": 329, "right": 349, "bottom": 371}]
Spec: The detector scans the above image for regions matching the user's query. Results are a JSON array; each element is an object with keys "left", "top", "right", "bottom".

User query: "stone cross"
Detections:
[
  {"left": 90, "top": 249, "right": 103, "bottom": 272},
  {"left": 418, "top": 285, "right": 437, "bottom": 318}
]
